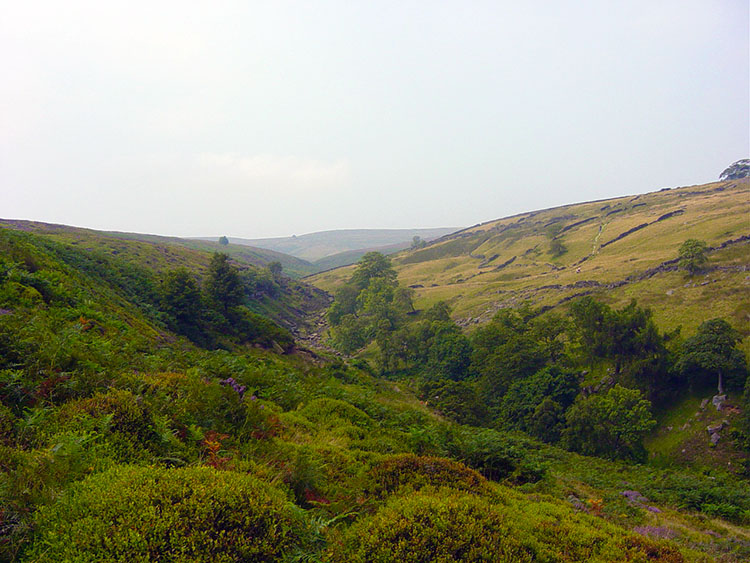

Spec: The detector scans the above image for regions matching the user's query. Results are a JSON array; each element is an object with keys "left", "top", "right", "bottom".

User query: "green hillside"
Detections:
[
  {"left": 1, "top": 191, "right": 749, "bottom": 561},
  {"left": 311, "top": 179, "right": 750, "bottom": 344},
  {"left": 0, "top": 220, "right": 319, "bottom": 278},
  {"left": 0, "top": 220, "right": 328, "bottom": 339}
]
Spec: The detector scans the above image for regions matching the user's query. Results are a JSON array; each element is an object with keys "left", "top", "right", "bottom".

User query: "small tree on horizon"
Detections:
[{"left": 218, "top": 236, "right": 229, "bottom": 246}]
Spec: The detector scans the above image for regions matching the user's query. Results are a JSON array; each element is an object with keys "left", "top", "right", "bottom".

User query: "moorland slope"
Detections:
[{"left": 312, "top": 179, "right": 750, "bottom": 342}]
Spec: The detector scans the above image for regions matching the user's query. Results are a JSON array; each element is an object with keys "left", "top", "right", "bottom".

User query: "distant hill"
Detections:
[
  {"left": 0, "top": 220, "right": 318, "bottom": 278},
  {"left": 310, "top": 179, "right": 750, "bottom": 346},
  {"left": 218, "top": 228, "right": 457, "bottom": 262}
]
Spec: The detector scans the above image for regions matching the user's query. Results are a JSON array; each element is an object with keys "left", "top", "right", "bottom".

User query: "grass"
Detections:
[{"left": 309, "top": 179, "right": 750, "bottom": 344}]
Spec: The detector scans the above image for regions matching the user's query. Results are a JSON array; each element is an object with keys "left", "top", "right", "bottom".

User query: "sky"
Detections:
[{"left": 2, "top": 1, "right": 748, "bottom": 239}]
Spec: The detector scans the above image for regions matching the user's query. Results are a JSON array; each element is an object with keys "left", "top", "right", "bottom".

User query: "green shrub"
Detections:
[
  {"left": 325, "top": 490, "right": 536, "bottom": 562},
  {"left": 368, "top": 454, "right": 489, "bottom": 497},
  {"left": 421, "top": 379, "right": 488, "bottom": 426},
  {"left": 298, "top": 398, "right": 373, "bottom": 429},
  {"left": 51, "top": 389, "right": 160, "bottom": 455},
  {"left": 27, "top": 465, "right": 305, "bottom": 562},
  {"left": 446, "top": 427, "right": 547, "bottom": 484}
]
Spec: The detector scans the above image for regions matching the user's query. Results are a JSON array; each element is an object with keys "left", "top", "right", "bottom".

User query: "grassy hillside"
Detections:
[
  {"left": 0, "top": 220, "right": 319, "bottom": 278},
  {"left": 225, "top": 227, "right": 456, "bottom": 261},
  {"left": 311, "top": 179, "right": 750, "bottom": 346},
  {"left": 2, "top": 220, "right": 749, "bottom": 560},
  {"left": 0, "top": 220, "right": 329, "bottom": 336}
]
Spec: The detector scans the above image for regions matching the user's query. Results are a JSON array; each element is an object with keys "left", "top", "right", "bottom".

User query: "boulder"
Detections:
[
  {"left": 712, "top": 395, "right": 727, "bottom": 411},
  {"left": 706, "top": 420, "right": 729, "bottom": 435}
]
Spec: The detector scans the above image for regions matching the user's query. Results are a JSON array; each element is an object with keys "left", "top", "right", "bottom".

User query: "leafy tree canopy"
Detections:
[
  {"left": 160, "top": 268, "right": 201, "bottom": 325},
  {"left": 563, "top": 384, "right": 656, "bottom": 462},
  {"left": 676, "top": 318, "right": 747, "bottom": 393},
  {"left": 678, "top": 239, "right": 708, "bottom": 275},
  {"left": 349, "top": 252, "right": 397, "bottom": 290},
  {"left": 205, "top": 253, "right": 244, "bottom": 313},
  {"left": 719, "top": 158, "right": 750, "bottom": 181},
  {"left": 570, "top": 297, "right": 667, "bottom": 377}
]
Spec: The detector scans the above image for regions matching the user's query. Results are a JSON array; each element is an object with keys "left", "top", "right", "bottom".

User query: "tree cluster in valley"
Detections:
[
  {"left": 160, "top": 253, "right": 292, "bottom": 350},
  {"left": 327, "top": 252, "right": 749, "bottom": 463}
]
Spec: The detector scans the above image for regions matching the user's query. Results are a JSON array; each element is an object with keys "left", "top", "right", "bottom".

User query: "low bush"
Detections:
[
  {"left": 298, "top": 398, "right": 373, "bottom": 429},
  {"left": 325, "top": 490, "right": 535, "bottom": 562},
  {"left": 446, "top": 427, "right": 547, "bottom": 484},
  {"left": 26, "top": 465, "right": 305, "bottom": 562},
  {"left": 368, "top": 454, "right": 489, "bottom": 497}
]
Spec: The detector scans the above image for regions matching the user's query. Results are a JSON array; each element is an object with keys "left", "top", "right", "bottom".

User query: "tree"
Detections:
[
  {"left": 426, "top": 328, "right": 473, "bottom": 381},
  {"left": 268, "top": 261, "right": 283, "bottom": 279},
  {"left": 471, "top": 309, "right": 547, "bottom": 405},
  {"left": 411, "top": 236, "right": 427, "bottom": 250},
  {"left": 327, "top": 252, "right": 414, "bottom": 365},
  {"left": 563, "top": 385, "right": 656, "bottom": 461},
  {"left": 678, "top": 239, "right": 708, "bottom": 275},
  {"left": 218, "top": 236, "right": 229, "bottom": 246},
  {"left": 549, "top": 238, "right": 567, "bottom": 258},
  {"left": 676, "top": 318, "right": 747, "bottom": 394},
  {"left": 719, "top": 159, "right": 750, "bottom": 181},
  {"left": 160, "top": 268, "right": 201, "bottom": 326},
  {"left": 424, "top": 301, "right": 452, "bottom": 323},
  {"left": 570, "top": 297, "right": 667, "bottom": 378},
  {"left": 499, "top": 366, "right": 579, "bottom": 443},
  {"left": 349, "top": 252, "right": 397, "bottom": 290},
  {"left": 205, "top": 253, "right": 243, "bottom": 314}
]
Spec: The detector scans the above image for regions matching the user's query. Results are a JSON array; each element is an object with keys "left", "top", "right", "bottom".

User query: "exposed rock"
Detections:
[
  {"left": 707, "top": 421, "right": 728, "bottom": 434},
  {"left": 712, "top": 395, "right": 727, "bottom": 411},
  {"left": 621, "top": 491, "right": 649, "bottom": 504},
  {"left": 700, "top": 398, "right": 709, "bottom": 410},
  {"left": 666, "top": 289, "right": 674, "bottom": 296},
  {"left": 710, "top": 433, "right": 721, "bottom": 445}
]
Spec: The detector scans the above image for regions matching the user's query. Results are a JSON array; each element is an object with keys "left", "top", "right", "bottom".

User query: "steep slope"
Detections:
[{"left": 311, "top": 179, "right": 750, "bottom": 342}]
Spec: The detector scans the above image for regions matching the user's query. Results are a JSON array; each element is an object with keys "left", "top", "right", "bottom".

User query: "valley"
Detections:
[{"left": 0, "top": 177, "right": 748, "bottom": 562}]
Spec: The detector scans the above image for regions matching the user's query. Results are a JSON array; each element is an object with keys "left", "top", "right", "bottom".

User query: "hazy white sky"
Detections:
[{"left": 2, "top": 1, "right": 748, "bottom": 238}]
